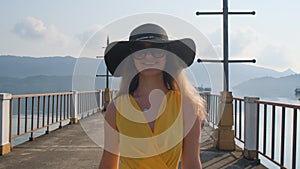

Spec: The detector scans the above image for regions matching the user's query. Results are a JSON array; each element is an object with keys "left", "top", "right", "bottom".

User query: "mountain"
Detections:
[
  {"left": 0, "top": 55, "right": 296, "bottom": 80},
  {"left": 0, "top": 55, "right": 297, "bottom": 96},
  {"left": 0, "top": 55, "right": 76, "bottom": 78},
  {"left": 0, "top": 76, "right": 73, "bottom": 94},
  {"left": 189, "top": 63, "right": 297, "bottom": 87},
  {"left": 232, "top": 74, "right": 300, "bottom": 99}
]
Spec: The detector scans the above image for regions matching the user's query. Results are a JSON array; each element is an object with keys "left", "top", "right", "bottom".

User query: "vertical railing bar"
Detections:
[
  {"left": 82, "top": 93, "right": 84, "bottom": 115},
  {"left": 88, "top": 93, "right": 90, "bottom": 114},
  {"left": 59, "top": 95, "right": 62, "bottom": 128},
  {"left": 30, "top": 97, "right": 35, "bottom": 141},
  {"left": 47, "top": 95, "right": 50, "bottom": 134},
  {"left": 280, "top": 106, "right": 286, "bottom": 166},
  {"left": 17, "top": 98, "right": 21, "bottom": 135},
  {"left": 209, "top": 95, "right": 212, "bottom": 127},
  {"left": 80, "top": 93, "right": 82, "bottom": 115},
  {"left": 271, "top": 105, "right": 276, "bottom": 160},
  {"left": 292, "top": 108, "right": 297, "bottom": 169},
  {"left": 87, "top": 93, "right": 89, "bottom": 115},
  {"left": 37, "top": 96, "right": 40, "bottom": 129},
  {"left": 9, "top": 98, "right": 13, "bottom": 148},
  {"left": 86, "top": 93, "right": 87, "bottom": 114},
  {"left": 256, "top": 103, "right": 260, "bottom": 152},
  {"left": 263, "top": 104, "right": 267, "bottom": 154},
  {"left": 89, "top": 93, "right": 91, "bottom": 113},
  {"left": 83, "top": 93, "right": 85, "bottom": 115},
  {"left": 234, "top": 99, "right": 237, "bottom": 137},
  {"left": 216, "top": 96, "right": 218, "bottom": 128},
  {"left": 52, "top": 95, "right": 55, "bottom": 124},
  {"left": 213, "top": 96, "right": 216, "bottom": 127},
  {"left": 56, "top": 95, "right": 59, "bottom": 122},
  {"left": 78, "top": 94, "right": 80, "bottom": 116},
  {"left": 83, "top": 93, "right": 85, "bottom": 114},
  {"left": 67, "top": 94, "right": 70, "bottom": 119},
  {"left": 64, "top": 94, "right": 66, "bottom": 120},
  {"left": 42, "top": 96, "right": 45, "bottom": 127},
  {"left": 25, "top": 97, "right": 28, "bottom": 133},
  {"left": 239, "top": 100, "right": 242, "bottom": 140},
  {"left": 210, "top": 93, "right": 215, "bottom": 128},
  {"left": 80, "top": 93, "right": 83, "bottom": 115},
  {"left": 93, "top": 92, "right": 95, "bottom": 112}
]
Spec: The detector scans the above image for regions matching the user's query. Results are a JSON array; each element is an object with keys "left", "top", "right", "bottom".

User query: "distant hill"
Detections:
[
  {"left": 0, "top": 76, "right": 72, "bottom": 94},
  {"left": 0, "top": 55, "right": 76, "bottom": 78},
  {"left": 0, "top": 55, "right": 297, "bottom": 95},
  {"left": 189, "top": 63, "right": 297, "bottom": 87},
  {"left": 232, "top": 74, "right": 300, "bottom": 99}
]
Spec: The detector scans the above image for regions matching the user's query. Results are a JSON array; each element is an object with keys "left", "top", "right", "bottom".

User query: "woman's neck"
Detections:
[{"left": 134, "top": 73, "right": 168, "bottom": 97}]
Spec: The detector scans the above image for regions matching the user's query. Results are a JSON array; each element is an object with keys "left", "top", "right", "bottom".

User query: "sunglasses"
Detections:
[
  {"left": 130, "top": 42, "right": 167, "bottom": 60},
  {"left": 132, "top": 49, "right": 166, "bottom": 60}
]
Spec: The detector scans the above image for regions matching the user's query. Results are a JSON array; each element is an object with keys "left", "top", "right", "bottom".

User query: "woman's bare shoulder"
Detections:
[{"left": 103, "top": 101, "right": 117, "bottom": 126}]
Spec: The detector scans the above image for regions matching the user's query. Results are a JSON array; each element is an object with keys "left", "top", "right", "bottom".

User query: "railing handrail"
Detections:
[
  {"left": 255, "top": 100, "right": 300, "bottom": 109},
  {"left": 232, "top": 97, "right": 244, "bottom": 101},
  {"left": 12, "top": 92, "right": 74, "bottom": 98}
]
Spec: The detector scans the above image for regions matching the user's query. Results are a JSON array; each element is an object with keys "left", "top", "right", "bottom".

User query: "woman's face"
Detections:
[{"left": 133, "top": 48, "right": 166, "bottom": 76}]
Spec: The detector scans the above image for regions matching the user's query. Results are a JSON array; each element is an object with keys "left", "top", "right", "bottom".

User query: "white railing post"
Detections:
[
  {"left": 70, "top": 91, "right": 78, "bottom": 124},
  {"left": 0, "top": 93, "right": 12, "bottom": 155},
  {"left": 98, "top": 90, "right": 103, "bottom": 112},
  {"left": 244, "top": 96, "right": 260, "bottom": 160}
]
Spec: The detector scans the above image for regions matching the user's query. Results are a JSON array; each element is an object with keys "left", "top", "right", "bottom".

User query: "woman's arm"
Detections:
[
  {"left": 181, "top": 96, "right": 203, "bottom": 169},
  {"left": 182, "top": 113, "right": 202, "bottom": 169},
  {"left": 99, "top": 103, "right": 119, "bottom": 169}
]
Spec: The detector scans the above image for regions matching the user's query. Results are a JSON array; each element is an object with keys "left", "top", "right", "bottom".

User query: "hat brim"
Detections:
[{"left": 104, "top": 38, "right": 195, "bottom": 77}]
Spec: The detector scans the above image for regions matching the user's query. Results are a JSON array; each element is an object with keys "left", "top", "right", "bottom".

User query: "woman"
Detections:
[{"left": 99, "top": 23, "right": 206, "bottom": 169}]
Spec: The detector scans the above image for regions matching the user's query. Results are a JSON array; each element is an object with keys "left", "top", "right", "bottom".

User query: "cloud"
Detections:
[
  {"left": 258, "top": 44, "right": 292, "bottom": 69},
  {"left": 12, "top": 16, "right": 47, "bottom": 40},
  {"left": 12, "top": 16, "right": 73, "bottom": 46},
  {"left": 230, "top": 27, "right": 259, "bottom": 56},
  {"left": 75, "top": 24, "right": 110, "bottom": 58},
  {"left": 205, "top": 27, "right": 294, "bottom": 71},
  {"left": 10, "top": 16, "right": 83, "bottom": 57},
  {"left": 76, "top": 24, "right": 104, "bottom": 45}
]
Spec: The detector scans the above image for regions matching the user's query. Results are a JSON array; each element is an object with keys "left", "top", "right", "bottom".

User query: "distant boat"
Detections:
[
  {"left": 295, "top": 88, "right": 300, "bottom": 95},
  {"left": 196, "top": 86, "right": 212, "bottom": 93}
]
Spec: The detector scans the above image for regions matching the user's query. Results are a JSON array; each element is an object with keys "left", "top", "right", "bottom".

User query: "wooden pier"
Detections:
[{"left": 0, "top": 112, "right": 266, "bottom": 169}]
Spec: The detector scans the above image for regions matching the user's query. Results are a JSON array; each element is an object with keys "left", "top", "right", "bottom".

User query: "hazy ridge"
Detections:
[{"left": 0, "top": 55, "right": 299, "bottom": 99}]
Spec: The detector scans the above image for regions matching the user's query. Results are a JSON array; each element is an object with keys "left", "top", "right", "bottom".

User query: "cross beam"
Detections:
[
  {"left": 198, "top": 59, "right": 256, "bottom": 63},
  {"left": 196, "top": 0, "right": 255, "bottom": 91}
]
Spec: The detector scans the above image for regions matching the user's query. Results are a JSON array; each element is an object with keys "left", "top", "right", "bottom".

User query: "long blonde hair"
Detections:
[{"left": 114, "top": 53, "right": 206, "bottom": 120}]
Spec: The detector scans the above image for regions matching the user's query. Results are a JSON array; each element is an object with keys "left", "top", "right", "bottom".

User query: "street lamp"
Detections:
[{"left": 96, "top": 36, "right": 112, "bottom": 112}]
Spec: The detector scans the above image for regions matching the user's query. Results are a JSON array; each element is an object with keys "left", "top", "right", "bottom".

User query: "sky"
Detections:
[{"left": 1, "top": 0, "right": 300, "bottom": 73}]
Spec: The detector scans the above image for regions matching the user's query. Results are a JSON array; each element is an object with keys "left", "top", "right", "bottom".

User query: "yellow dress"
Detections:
[{"left": 115, "top": 90, "right": 183, "bottom": 169}]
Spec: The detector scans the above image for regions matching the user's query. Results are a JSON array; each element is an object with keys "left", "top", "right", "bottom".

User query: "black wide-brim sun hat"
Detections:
[{"left": 104, "top": 24, "right": 196, "bottom": 77}]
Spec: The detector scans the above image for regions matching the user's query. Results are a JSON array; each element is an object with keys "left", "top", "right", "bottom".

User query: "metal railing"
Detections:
[
  {"left": 8, "top": 90, "right": 106, "bottom": 147},
  {"left": 233, "top": 97, "right": 244, "bottom": 143},
  {"left": 202, "top": 93, "right": 299, "bottom": 169},
  {"left": 203, "top": 93, "right": 219, "bottom": 129},
  {"left": 255, "top": 100, "right": 300, "bottom": 169},
  {"left": 10, "top": 92, "right": 73, "bottom": 142},
  {"left": 76, "top": 91, "right": 102, "bottom": 118}
]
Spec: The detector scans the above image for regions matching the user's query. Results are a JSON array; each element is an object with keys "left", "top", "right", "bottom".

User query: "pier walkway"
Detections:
[{"left": 0, "top": 112, "right": 266, "bottom": 169}]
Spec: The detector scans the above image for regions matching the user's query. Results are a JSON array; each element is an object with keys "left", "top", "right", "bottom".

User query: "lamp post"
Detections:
[
  {"left": 196, "top": 0, "right": 255, "bottom": 150},
  {"left": 96, "top": 36, "right": 111, "bottom": 112}
]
